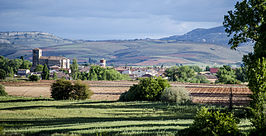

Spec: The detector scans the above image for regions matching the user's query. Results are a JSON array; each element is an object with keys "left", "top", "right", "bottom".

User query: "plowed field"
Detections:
[{"left": 1, "top": 80, "right": 251, "bottom": 106}]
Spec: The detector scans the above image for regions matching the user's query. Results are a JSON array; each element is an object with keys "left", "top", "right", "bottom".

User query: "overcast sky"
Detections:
[{"left": 0, "top": 0, "right": 238, "bottom": 40}]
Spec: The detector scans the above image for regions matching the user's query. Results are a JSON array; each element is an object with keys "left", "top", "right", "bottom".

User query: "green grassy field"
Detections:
[{"left": 0, "top": 96, "right": 252, "bottom": 136}]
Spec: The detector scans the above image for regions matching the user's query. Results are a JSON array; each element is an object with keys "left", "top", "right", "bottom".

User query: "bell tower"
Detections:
[{"left": 32, "top": 48, "right": 42, "bottom": 67}]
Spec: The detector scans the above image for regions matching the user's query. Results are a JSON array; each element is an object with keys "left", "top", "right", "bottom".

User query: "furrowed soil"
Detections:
[{"left": 1, "top": 80, "right": 251, "bottom": 105}]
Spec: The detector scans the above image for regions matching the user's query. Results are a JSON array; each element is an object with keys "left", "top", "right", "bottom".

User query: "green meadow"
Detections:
[{"left": 0, "top": 96, "right": 252, "bottom": 136}]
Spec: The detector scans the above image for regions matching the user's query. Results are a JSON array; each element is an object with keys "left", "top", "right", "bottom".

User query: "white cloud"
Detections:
[{"left": 0, "top": 0, "right": 238, "bottom": 40}]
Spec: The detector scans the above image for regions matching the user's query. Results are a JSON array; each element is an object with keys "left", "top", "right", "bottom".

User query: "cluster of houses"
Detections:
[{"left": 16, "top": 48, "right": 220, "bottom": 82}]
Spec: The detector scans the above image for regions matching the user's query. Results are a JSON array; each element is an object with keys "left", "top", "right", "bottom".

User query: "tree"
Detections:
[
  {"left": 119, "top": 77, "right": 170, "bottom": 101},
  {"left": 70, "top": 59, "right": 79, "bottom": 80},
  {"left": 189, "top": 66, "right": 202, "bottom": 72},
  {"left": 216, "top": 65, "right": 239, "bottom": 84},
  {"left": 41, "top": 64, "right": 50, "bottom": 80},
  {"left": 223, "top": 0, "right": 266, "bottom": 131},
  {"left": 205, "top": 66, "right": 210, "bottom": 71},
  {"left": 0, "top": 69, "right": 6, "bottom": 80},
  {"left": 34, "top": 64, "right": 44, "bottom": 72},
  {"left": 0, "top": 84, "right": 8, "bottom": 96},
  {"left": 165, "top": 66, "right": 195, "bottom": 82},
  {"left": 52, "top": 72, "right": 57, "bottom": 80},
  {"left": 235, "top": 67, "right": 248, "bottom": 82},
  {"left": 51, "top": 79, "right": 93, "bottom": 100},
  {"left": 179, "top": 107, "right": 242, "bottom": 136},
  {"left": 28, "top": 75, "right": 40, "bottom": 81}
]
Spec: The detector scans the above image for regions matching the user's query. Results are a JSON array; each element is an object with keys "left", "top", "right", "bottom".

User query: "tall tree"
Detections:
[
  {"left": 224, "top": 0, "right": 266, "bottom": 131},
  {"left": 34, "top": 64, "right": 44, "bottom": 72},
  {"left": 41, "top": 64, "right": 50, "bottom": 80},
  {"left": 70, "top": 59, "right": 79, "bottom": 80}
]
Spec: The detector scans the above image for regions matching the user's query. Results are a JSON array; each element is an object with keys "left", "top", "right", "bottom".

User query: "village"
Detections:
[{"left": 14, "top": 48, "right": 221, "bottom": 83}]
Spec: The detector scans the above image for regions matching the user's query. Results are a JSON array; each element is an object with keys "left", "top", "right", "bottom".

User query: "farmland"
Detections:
[
  {"left": 2, "top": 80, "right": 251, "bottom": 105},
  {"left": 0, "top": 80, "right": 253, "bottom": 135}
]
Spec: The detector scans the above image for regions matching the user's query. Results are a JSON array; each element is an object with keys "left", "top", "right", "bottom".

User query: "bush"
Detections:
[
  {"left": 119, "top": 77, "right": 170, "bottom": 101},
  {"left": 160, "top": 87, "right": 191, "bottom": 104},
  {"left": 0, "top": 69, "right": 6, "bottom": 80},
  {"left": 70, "top": 80, "right": 93, "bottom": 100},
  {"left": 28, "top": 75, "right": 40, "bottom": 81},
  {"left": 51, "top": 79, "right": 73, "bottom": 100},
  {"left": 178, "top": 107, "right": 243, "bottom": 136},
  {"left": 51, "top": 79, "right": 93, "bottom": 100},
  {"left": 0, "top": 84, "right": 8, "bottom": 96}
]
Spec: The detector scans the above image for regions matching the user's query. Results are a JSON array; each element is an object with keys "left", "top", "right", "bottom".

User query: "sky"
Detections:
[{"left": 0, "top": 0, "right": 238, "bottom": 40}]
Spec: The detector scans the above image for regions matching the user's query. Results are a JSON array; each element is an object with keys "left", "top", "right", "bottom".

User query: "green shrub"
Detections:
[
  {"left": 51, "top": 79, "right": 93, "bottom": 100},
  {"left": 51, "top": 79, "right": 73, "bottom": 100},
  {"left": 0, "top": 84, "right": 8, "bottom": 96},
  {"left": 28, "top": 75, "right": 40, "bottom": 81},
  {"left": 0, "top": 69, "right": 6, "bottom": 80},
  {"left": 178, "top": 107, "right": 243, "bottom": 136},
  {"left": 160, "top": 87, "right": 191, "bottom": 104},
  {"left": 119, "top": 77, "right": 170, "bottom": 101},
  {"left": 70, "top": 80, "right": 93, "bottom": 100}
]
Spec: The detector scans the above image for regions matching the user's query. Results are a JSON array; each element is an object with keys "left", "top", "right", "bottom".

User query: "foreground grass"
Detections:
[{"left": 0, "top": 96, "right": 252, "bottom": 136}]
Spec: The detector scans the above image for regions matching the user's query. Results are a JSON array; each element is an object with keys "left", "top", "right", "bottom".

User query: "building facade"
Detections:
[{"left": 32, "top": 48, "right": 70, "bottom": 69}]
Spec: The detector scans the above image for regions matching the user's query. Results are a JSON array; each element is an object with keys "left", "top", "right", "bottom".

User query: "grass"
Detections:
[{"left": 0, "top": 96, "right": 252, "bottom": 136}]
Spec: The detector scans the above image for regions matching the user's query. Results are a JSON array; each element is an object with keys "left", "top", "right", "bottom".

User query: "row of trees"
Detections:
[
  {"left": 73, "top": 65, "right": 130, "bottom": 81},
  {"left": 165, "top": 66, "right": 210, "bottom": 83},
  {"left": 0, "top": 56, "right": 31, "bottom": 79}
]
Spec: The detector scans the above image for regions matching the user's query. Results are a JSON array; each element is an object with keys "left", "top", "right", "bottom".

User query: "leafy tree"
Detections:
[
  {"left": 165, "top": 66, "right": 195, "bottom": 82},
  {"left": 0, "top": 69, "right": 6, "bottom": 80},
  {"left": 189, "top": 66, "right": 202, "bottom": 72},
  {"left": 52, "top": 72, "right": 57, "bottom": 80},
  {"left": 205, "top": 66, "right": 210, "bottom": 71},
  {"left": 41, "top": 64, "right": 50, "bottom": 80},
  {"left": 179, "top": 107, "right": 242, "bottom": 136},
  {"left": 70, "top": 59, "right": 79, "bottom": 80},
  {"left": 216, "top": 65, "right": 239, "bottom": 84},
  {"left": 51, "top": 79, "right": 93, "bottom": 100},
  {"left": 19, "top": 56, "right": 31, "bottom": 69},
  {"left": 51, "top": 79, "right": 73, "bottom": 100},
  {"left": 119, "top": 77, "right": 170, "bottom": 101},
  {"left": 235, "top": 67, "right": 248, "bottom": 82},
  {"left": 34, "top": 64, "right": 43, "bottom": 72},
  {"left": 224, "top": 0, "right": 266, "bottom": 131},
  {"left": 0, "top": 84, "right": 8, "bottom": 96},
  {"left": 70, "top": 80, "right": 93, "bottom": 100},
  {"left": 28, "top": 75, "right": 40, "bottom": 81}
]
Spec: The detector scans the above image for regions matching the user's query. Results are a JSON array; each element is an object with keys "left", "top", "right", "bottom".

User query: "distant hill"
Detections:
[
  {"left": 161, "top": 26, "right": 231, "bottom": 46},
  {"left": 0, "top": 27, "right": 253, "bottom": 66}
]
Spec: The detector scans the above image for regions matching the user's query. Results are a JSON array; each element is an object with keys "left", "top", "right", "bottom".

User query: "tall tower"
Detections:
[
  {"left": 32, "top": 48, "right": 42, "bottom": 67},
  {"left": 100, "top": 59, "right": 106, "bottom": 68}
]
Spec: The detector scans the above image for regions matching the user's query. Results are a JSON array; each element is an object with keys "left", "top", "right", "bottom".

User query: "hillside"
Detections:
[
  {"left": 160, "top": 26, "right": 231, "bottom": 45},
  {"left": 0, "top": 27, "right": 253, "bottom": 66}
]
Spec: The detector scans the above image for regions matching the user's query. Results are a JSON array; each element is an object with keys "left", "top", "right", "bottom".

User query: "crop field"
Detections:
[
  {"left": 0, "top": 80, "right": 253, "bottom": 135},
  {"left": 2, "top": 80, "right": 252, "bottom": 105},
  {"left": 0, "top": 96, "right": 252, "bottom": 136}
]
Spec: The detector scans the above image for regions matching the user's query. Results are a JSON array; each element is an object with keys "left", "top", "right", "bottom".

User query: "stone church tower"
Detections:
[{"left": 32, "top": 48, "right": 42, "bottom": 67}]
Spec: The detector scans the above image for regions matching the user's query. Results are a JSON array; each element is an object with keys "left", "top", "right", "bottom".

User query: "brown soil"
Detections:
[{"left": 2, "top": 80, "right": 251, "bottom": 105}]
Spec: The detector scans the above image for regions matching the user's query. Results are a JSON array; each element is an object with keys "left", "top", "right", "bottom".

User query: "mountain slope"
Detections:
[
  {"left": 0, "top": 28, "right": 253, "bottom": 66},
  {"left": 161, "top": 26, "right": 230, "bottom": 45}
]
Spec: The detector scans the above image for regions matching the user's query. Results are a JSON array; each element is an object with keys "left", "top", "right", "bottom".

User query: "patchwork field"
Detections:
[
  {"left": 0, "top": 96, "right": 252, "bottom": 136},
  {"left": 0, "top": 80, "right": 253, "bottom": 135},
  {"left": 2, "top": 80, "right": 252, "bottom": 106}
]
